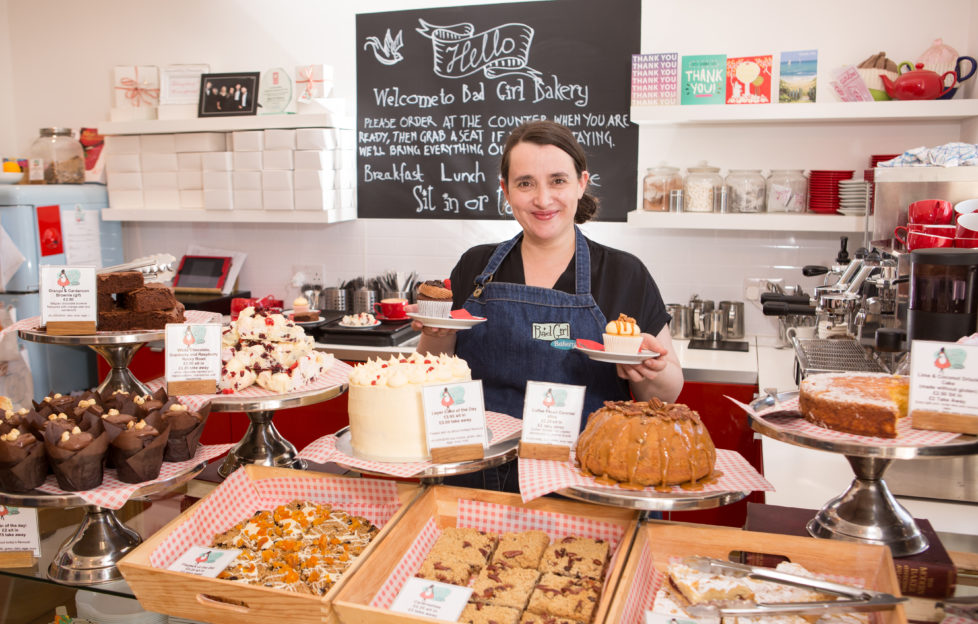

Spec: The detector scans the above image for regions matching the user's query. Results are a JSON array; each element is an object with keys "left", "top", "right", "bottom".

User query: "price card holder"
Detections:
[
  {"left": 908, "top": 340, "right": 978, "bottom": 434},
  {"left": 167, "top": 546, "right": 241, "bottom": 577},
  {"left": 422, "top": 380, "right": 487, "bottom": 464},
  {"left": 518, "top": 381, "right": 585, "bottom": 462},
  {"left": 165, "top": 323, "right": 222, "bottom": 396},
  {"left": 40, "top": 266, "right": 96, "bottom": 335},
  {"left": 0, "top": 506, "right": 41, "bottom": 565}
]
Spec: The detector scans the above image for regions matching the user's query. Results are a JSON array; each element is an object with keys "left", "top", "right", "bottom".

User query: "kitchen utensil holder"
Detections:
[
  {"left": 322, "top": 287, "right": 348, "bottom": 312},
  {"left": 353, "top": 288, "right": 377, "bottom": 314}
]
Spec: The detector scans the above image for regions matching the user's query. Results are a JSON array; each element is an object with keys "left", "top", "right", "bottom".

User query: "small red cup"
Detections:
[
  {"left": 907, "top": 231, "right": 955, "bottom": 251},
  {"left": 230, "top": 297, "right": 258, "bottom": 320},
  {"left": 374, "top": 298, "right": 408, "bottom": 319},
  {"left": 956, "top": 212, "right": 978, "bottom": 239},
  {"left": 895, "top": 224, "right": 956, "bottom": 246},
  {"left": 908, "top": 199, "right": 954, "bottom": 225},
  {"left": 954, "top": 237, "right": 978, "bottom": 248}
]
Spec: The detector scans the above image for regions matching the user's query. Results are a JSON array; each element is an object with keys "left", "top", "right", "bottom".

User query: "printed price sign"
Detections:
[
  {"left": 40, "top": 266, "right": 96, "bottom": 335},
  {"left": 165, "top": 323, "right": 222, "bottom": 395},
  {"left": 0, "top": 506, "right": 41, "bottom": 560},
  {"left": 519, "top": 381, "right": 584, "bottom": 461},
  {"left": 390, "top": 577, "right": 472, "bottom": 621},
  {"left": 422, "top": 380, "right": 487, "bottom": 463},
  {"left": 167, "top": 546, "right": 241, "bottom": 577},
  {"left": 909, "top": 340, "right": 978, "bottom": 434}
]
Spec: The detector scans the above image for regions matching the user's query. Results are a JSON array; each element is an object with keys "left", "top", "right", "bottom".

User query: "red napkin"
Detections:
[
  {"left": 575, "top": 338, "right": 604, "bottom": 351},
  {"left": 449, "top": 309, "right": 484, "bottom": 320}
]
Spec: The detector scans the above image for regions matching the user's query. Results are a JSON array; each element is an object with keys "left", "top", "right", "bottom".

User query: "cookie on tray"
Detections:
[
  {"left": 526, "top": 573, "right": 601, "bottom": 623},
  {"left": 539, "top": 537, "right": 609, "bottom": 580},
  {"left": 417, "top": 556, "right": 473, "bottom": 586},
  {"left": 431, "top": 527, "right": 497, "bottom": 570},
  {"left": 491, "top": 530, "right": 550, "bottom": 569},
  {"left": 459, "top": 603, "right": 521, "bottom": 624},
  {"left": 470, "top": 560, "right": 540, "bottom": 610},
  {"left": 519, "top": 613, "right": 586, "bottom": 624}
]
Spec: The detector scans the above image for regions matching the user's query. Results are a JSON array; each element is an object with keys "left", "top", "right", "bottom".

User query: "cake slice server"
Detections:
[{"left": 681, "top": 556, "right": 906, "bottom": 617}]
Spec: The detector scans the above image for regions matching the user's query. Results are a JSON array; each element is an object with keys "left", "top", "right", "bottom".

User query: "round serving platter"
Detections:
[{"left": 557, "top": 484, "right": 748, "bottom": 512}]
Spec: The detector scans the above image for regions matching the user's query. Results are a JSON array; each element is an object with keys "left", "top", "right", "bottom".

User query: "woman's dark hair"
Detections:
[{"left": 500, "top": 120, "right": 599, "bottom": 224}]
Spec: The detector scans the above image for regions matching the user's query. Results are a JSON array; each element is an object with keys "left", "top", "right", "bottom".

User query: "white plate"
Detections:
[
  {"left": 406, "top": 312, "right": 486, "bottom": 330},
  {"left": 338, "top": 320, "right": 381, "bottom": 329},
  {"left": 281, "top": 309, "right": 328, "bottom": 327},
  {"left": 575, "top": 344, "right": 661, "bottom": 364}
]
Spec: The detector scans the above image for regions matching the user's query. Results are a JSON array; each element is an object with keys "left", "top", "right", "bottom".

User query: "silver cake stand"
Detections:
[
  {"left": 748, "top": 391, "right": 978, "bottom": 557},
  {"left": 211, "top": 384, "right": 348, "bottom": 478},
  {"left": 557, "top": 484, "right": 749, "bottom": 522},
  {"left": 332, "top": 426, "right": 520, "bottom": 484},
  {"left": 19, "top": 327, "right": 164, "bottom": 396},
  {"left": 0, "top": 461, "right": 205, "bottom": 585}
]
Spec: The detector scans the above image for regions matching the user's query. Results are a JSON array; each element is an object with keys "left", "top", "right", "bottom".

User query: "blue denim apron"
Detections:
[{"left": 450, "top": 226, "right": 627, "bottom": 491}]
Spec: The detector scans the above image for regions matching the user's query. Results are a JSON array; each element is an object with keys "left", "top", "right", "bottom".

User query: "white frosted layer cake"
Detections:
[{"left": 347, "top": 352, "right": 471, "bottom": 462}]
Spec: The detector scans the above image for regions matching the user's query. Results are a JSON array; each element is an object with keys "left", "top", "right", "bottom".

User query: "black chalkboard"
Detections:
[{"left": 356, "top": 0, "right": 640, "bottom": 221}]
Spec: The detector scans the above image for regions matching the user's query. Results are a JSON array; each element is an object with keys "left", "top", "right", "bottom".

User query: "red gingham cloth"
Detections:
[
  {"left": 146, "top": 360, "right": 353, "bottom": 411},
  {"left": 729, "top": 396, "right": 962, "bottom": 446},
  {"left": 2, "top": 310, "right": 220, "bottom": 338},
  {"left": 371, "top": 498, "right": 630, "bottom": 610},
  {"left": 616, "top": 545, "right": 872, "bottom": 624},
  {"left": 518, "top": 448, "right": 774, "bottom": 503},
  {"left": 148, "top": 468, "right": 404, "bottom": 568},
  {"left": 942, "top": 618, "right": 971, "bottom": 624},
  {"left": 34, "top": 443, "right": 233, "bottom": 509},
  {"left": 298, "top": 411, "right": 522, "bottom": 478}
]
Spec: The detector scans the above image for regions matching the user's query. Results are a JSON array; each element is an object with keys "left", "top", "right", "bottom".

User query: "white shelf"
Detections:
[
  {"left": 630, "top": 99, "right": 978, "bottom": 125},
  {"left": 101, "top": 208, "right": 355, "bottom": 224},
  {"left": 98, "top": 113, "right": 352, "bottom": 135},
  {"left": 626, "top": 210, "right": 867, "bottom": 232}
]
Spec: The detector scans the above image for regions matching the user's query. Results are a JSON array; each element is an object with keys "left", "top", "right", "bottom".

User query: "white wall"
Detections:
[{"left": 2, "top": 0, "right": 976, "bottom": 337}]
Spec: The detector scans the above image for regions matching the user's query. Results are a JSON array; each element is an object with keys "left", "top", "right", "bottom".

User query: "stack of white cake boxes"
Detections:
[{"left": 104, "top": 128, "right": 357, "bottom": 218}]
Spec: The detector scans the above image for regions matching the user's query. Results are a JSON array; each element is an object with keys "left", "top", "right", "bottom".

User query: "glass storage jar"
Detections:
[
  {"left": 766, "top": 169, "right": 808, "bottom": 213},
  {"left": 726, "top": 169, "right": 767, "bottom": 213},
  {"left": 28, "top": 127, "right": 85, "bottom": 184},
  {"left": 684, "top": 164, "right": 722, "bottom": 213},
  {"left": 642, "top": 166, "right": 683, "bottom": 212}
]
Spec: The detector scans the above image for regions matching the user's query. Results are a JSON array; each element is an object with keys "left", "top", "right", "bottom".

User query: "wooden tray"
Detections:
[
  {"left": 117, "top": 465, "right": 422, "bottom": 624},
  {"left": 605, "top": 522, "right": 908, "bottom": 624},
  {"left": 332, "top": 484, "right": 641, "bottom": 624}
]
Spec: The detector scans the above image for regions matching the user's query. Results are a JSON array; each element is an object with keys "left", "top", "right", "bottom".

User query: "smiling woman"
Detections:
[{"left": 413, "top": 120, "right": 683, "bottom": 492}]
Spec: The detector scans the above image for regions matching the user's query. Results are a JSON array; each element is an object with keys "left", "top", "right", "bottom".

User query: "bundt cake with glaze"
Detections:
[{"left": 574, "top": 399, "right": 716, "bottom": 489}]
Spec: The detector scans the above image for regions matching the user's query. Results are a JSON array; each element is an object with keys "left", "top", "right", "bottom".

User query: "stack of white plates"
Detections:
[
  {"left": 75, "top": 590, "right": 168, "bottom": 624},
  {"left": 837, "top": 179, "right": 869, "bottom": 215}
]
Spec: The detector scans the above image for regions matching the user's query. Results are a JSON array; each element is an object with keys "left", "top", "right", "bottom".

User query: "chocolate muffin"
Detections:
[
  {"left": 44, "top": 426, "right": 110, "bottom": 491},
  {"left": 109, "top": 420, "right": 169, "bottom": 483},
  {"left": 159, "top": 403, "right": 209, "bottom": 462},
  {"left": 0, "top": 428, "right": 48, "bottom": 493}
]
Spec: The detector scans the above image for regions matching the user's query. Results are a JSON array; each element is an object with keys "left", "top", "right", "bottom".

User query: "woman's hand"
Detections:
[
  {"left": 616, "top": 327, "right": 684, "bottom": 403},
  {"left": 409, "top": 303, "right": 459, "bottom": 355}
]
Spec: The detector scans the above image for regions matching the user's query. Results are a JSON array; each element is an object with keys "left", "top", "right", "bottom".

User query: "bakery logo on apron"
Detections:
[{"left": 533, "top": 323, "right": 572, "bottom": 349}]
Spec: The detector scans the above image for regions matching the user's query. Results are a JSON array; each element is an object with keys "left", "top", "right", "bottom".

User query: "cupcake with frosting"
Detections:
[
  {"left": 0, "top": 428, "right": 48, "bottom": 492},
  {"left": 43, "top": 425, "right": 110, "bottom": 491},
  {"left": 416, "top": 279, "right": 453, "bottom": 318},
  {"left": 603, "top": 313, "right": 643, "bottom": 354},
  {"left": 109, "top": 419, "right": 170, "bottom": 483}
]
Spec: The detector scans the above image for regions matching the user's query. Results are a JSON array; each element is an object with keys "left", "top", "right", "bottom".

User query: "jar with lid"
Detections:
[
  {"left": 683, "top": 164, "right": 722, "bottom": 212},
  {"left": 642, "top": 166, "right": 683, "bottom": 212},
  {"left": 726, "top": 169, "right": 766, "bottom": 213},
  {"left": 766, "top": 169, "right": 808, "bottom": 212},
  {"left": 28, "top": 127, "right": 85, "bottom": 184}
]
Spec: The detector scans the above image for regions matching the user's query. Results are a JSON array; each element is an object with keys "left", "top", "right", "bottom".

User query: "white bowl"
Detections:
[{"left": 0, "top": 171, "right": 24, "bottom": 184}]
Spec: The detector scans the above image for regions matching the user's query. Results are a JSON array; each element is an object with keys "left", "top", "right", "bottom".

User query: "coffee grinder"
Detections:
[{"left": 906, "top": 248, "right": 978, "bottom": 343}]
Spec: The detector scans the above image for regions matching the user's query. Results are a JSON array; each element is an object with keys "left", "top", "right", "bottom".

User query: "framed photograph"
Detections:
[{"left": 198, "top": 72, "right": 259, "bottom": 117}]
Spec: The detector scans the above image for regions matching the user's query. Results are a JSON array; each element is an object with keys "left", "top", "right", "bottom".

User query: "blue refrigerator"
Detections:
[{"left": 0, "top": 184, "right": 123, "bottom": 402}]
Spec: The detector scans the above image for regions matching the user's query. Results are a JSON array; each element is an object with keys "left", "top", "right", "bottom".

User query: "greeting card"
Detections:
[
  {"left": 726, "top": 55, "right": 773, "bottom": 104},
  {"left": 631, "top": 53, "right": 679, "bottom": 106},
  {"left": 780, "top": 50, "right": 817, "bottom": 103},
  {"left": 681, "top": 55, "right": 726, "bottom": 105}
]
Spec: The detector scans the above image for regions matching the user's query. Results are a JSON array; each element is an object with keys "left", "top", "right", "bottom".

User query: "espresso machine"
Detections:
[{"left": 906, "top": 248, "right": 978, "bottom": 342}]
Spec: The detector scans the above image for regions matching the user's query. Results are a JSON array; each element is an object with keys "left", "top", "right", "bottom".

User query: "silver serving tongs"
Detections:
[
  {"left": 682, "top": 556, "right": 907, "bottom": 618},
  {"left": 938, "top": 596, "right": 978, "bottom": 621},
  {"left": 97, "top": 253, "right": 177, "bottom": 283}
]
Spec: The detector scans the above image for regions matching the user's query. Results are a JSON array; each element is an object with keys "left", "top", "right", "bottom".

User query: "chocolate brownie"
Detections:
[
  {"left": 97, "top": 292, "right": 116, "bottom": 312},
  {"left": 97, "top": 271, "right": 143, "bottom": 295},
  {"left": 292, "top": 310, "right": 320, "bottom": 322},
  {"left": 470, "top": 561, "right": 540, "bottom": 610},
  {"left": 519, "top": 614, "right": 585, "bottom": 624},
  {"left": 98, "top": 303, "right": 185, "bottom": 331},
  {"left": 118, "top": 282, "right": 178, "bottom": 312},
  {"left": 492, "top": 531, "right": 550, "bottom": 569},
  {"left": 460, "top": 603, "right": 521, "bottom": 624},
  {"left": 526, "top": 573, "right": 601, "bottom": 623},
  {"left": 539, "top": 537, "right": 609, "bottom": 581}
]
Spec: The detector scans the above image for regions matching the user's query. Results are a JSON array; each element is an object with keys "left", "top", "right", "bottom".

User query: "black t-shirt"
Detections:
[{"left": 449, "top": 235, "right": 671, "bottom": 337}]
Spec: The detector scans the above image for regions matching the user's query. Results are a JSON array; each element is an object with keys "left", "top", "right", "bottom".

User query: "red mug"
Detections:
[
  {"left": 908, "top": 199, "right": 954, "bottom": 225},
  {"left": 955, "top": 237, "right": 978, "bottom": 248},
  {"left": 954, "top": 198, "right": 978, "bottom": 220},
  {"left": 374, "top": 298, "right": 408, "bottom": 319},
  {"left": 230, "top": 297, "right": 258, "bottom": 320},
  {"left": 894, "top": 224, "right": 956, "bottom": 246},
  {"left": 956, "top": 212, "right": 978, "bottom": 239},
  {"left": 906, "top": 231, "right": 954, "bottom": 250}
]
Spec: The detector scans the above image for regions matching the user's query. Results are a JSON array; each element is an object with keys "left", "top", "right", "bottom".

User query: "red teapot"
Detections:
[{"left": 880, "top": 62, "right": 957, "bottom": 100}]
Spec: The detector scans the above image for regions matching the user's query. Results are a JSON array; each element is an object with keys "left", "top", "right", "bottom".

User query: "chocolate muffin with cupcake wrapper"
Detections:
[
  {"left": 416, "top": 279, "right": 453, "bottom": 318},
  {"left": 157, "top": 402, "right": 211, "bottom": 462},
  {"left": 0, "top": 408, "right": 33, "bottom": 436},
  {"left": 132, "top": 388, "right": 169, "bottom": 419},
  {"left": 43, "top": 425, "right": 110, "bottom": 491},
  {"left": 0, "top": 428, "right": 48, "bottom": 493},
  {"left": 34, "top": 392, "right": 77, "bottom": 418},
  {"left": 109, "top": 417, "right": 170, "bottom": 483}
]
